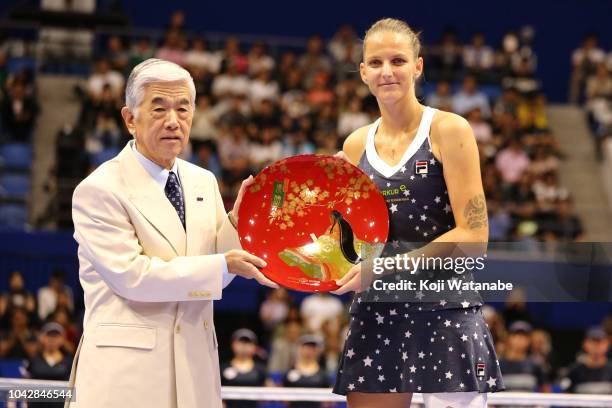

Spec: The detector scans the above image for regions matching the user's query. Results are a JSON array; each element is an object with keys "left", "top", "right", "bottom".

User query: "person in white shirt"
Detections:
[{"left": 37, "top": 269, "right": 74, "bottom": 321}]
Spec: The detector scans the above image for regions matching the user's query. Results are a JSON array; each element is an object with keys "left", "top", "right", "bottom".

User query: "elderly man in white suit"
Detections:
[{"left": 67, "top": 58, "right": 277, "bottom": 408}]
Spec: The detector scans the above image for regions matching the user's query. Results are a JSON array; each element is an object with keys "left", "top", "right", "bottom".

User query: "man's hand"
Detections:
[
  {"left": 231, "top": 175, "right": 255, "bottom": 221},
  {"left": 225, "top": 249, "right": 279, "bottom": 289}
]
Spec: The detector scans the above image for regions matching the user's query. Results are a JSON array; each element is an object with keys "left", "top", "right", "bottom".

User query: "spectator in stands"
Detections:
[
  {"left": 249, "top": 125, "right": 283, "bottom": 171},
  {"left": 451, "top": 75, "right": 491, "bottom": 117},
  {"left": 502, "top": 56, "right": 541, "bottom": 94},
  {"left": 218, "top": 95, "right": 250, "bottom": 127},
  {"left": 585, "top": 63, "right": 612, "bottom": 159},
  {"left": 315, "top": 103, "right": 336, "bottom": 134},
  {"left": 488, "top": 200, "right": 512, "bottom": 241},
  {"left": 184, "top": 37, "right": 221, "bottom": 74},
  {"left": 300, "top": 292, "right": 343, "bottom": 334},
  {"left": 498, "top": 321, "right": 548, "bottom": 392},
  {"left": 462, "top": 33, "right": 495, "bottom": 82},
  {"left": 281, "top": 69, "right": 310, "bottom": 119},
  {"left": 248, "top": 70, "right": 280, "bottom": 104},
  {"left": 335, "top": 74, "right": 369, "bottom": 109},
  {"left": 528, "top": 145, "right": 559, "bottom": 177},
  {"left": 425, "top": 81, "right": 453, "bottom": 112},
  {"left": 218, "top": 123, "right": 251, "bottom": 186},
  {"left": 37, "top": 269, "right": 74, "bottom": 321},
  {"left": 49, "top": 307, "right": 78, "bottom": 354},
  {"left": 105, "top": 35, "right": 129, "bottom": 73},
  {"left": 328, "top": 25, "right": 359, "bottom": 63},
  {"left": 0, "top": 307, "right": 37, "bottom": 359},
  {"left": 466, "top": 107, "right": 493, "bottom": 145},
  {"left": 503, "top": 288, "right": 532, "bottom": 326},
  {"left": 190, "top": 94, "right": 219, "bottom": 143},
  {"left": 497, "top": 31, "right": 521, "bottom": 77},
  {"left": 306, "top": 71, "right": 335, "bottom": 107},
  {"left": 247, "top": 41, "right": 275, "bottom": 77},
  {"left": 481, "top": 304, "right": 508, "bottom": 351},
  {"left": 298, "top": 36, "right": 332, "bottom": 89},
  {"left": 220, "top": 329, "right": 268, "bottom": 408},
  {"left": 83, "top": 83, "right": 124, "bottom": 153},
  {"left": 281, "top": 127, "right": 316, "bottom": 157},
  {"left": 164, "top": 10, "right": 190, "bottom": 39},
  {"left": 587, "top": 98, "right": 612, "bottom": 160},
  {"left": 543, "top": 198, "right": 585, "bottom": 242},
  {"left": 530, "top": 328, "right": 556, "bottom": 384},
  {"left": 569, "top": 33, "right": 607, "bottom": 104},
  {"left": 23, "top": 322, "right": 72, "bottom": 381},
  {"left": 155, "top": 30, "right": 186, "bottom": 66},
  {"left": 259, "top": 288, "right": 292, "bottom": 332},
  {"left": 219, "top": 37, "right": 248, "bottom": 74},
  {"left": 334, "top": 41, "right": 360, "bottom": 84},
  {"left": 251, "top": 99, "right": 280, "bottom": 129},
  {"left": 2, "top": 79, "right": 39, "bottom": 142},
  {"left": 321, "top": 318, "right": 343, "bottom": 374},
  {"left": 0, "top": 270, "right": 36, "bottom": 325},
  {"left": 275, "top": 51, "right": 298, "bottom": 88},
  {"left": 128, "top": 38, "right": 155, "bottom": 72},
  {"left": 212, "top": 62, "right": 251, "bottom": 98},
  {"left": 337, "top": 97, "right": 369, "bottom": 137},
  {"left": 430, "top": 27, "right": 462, "bottom": 82},
  {"left": 282, "top": 334, "right": 331, "bottom": 408},
  {"left": 517, "top": 92, "right": 549, "bottom": 132},
  {"left": 531, "top": 172, "right": 569, "bottom": 212},
  {"left": 193, "top": 140, "right": 223, "bottom": 179},
  {"left": 314, "top": 129, "right": 339, "bottom": 155},
  {"left": 190, "top": 95, "right": 219, "bottom": 145},
  {"left": 0, "top": 48, "right": 7, "bottom": 91},
  {"left": 190, "top": 64, "right": 214, "bottom": 98},
  {"left": 87, "top": 58, "right": 124, "bottom": 102},
  {"left": 562, "top": 326, "right": 612, "bottom": 394},
  {"left": 516, "top": 26, "right": 538, "bottom": 75},
  {"left": 495, "top": 138, "right": 531, "bottom": 189},
  {"left": 494, "top": 86, "right": 520, "bottom": 116},
  {"left": 268, "top": 318, "right": 302, "bottom": 373},
  {"left": 586, "top": 63, "right": 612, "bottom": 102}
]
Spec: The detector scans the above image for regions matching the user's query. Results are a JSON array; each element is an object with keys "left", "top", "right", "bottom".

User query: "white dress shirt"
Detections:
[{"left": 131, "top": 140, "right": 234, "bottom": 287}]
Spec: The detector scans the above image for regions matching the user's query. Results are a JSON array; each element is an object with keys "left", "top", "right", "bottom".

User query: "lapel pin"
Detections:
[{"left": 196, "top": 197, "right": 204, "bottom": 201}]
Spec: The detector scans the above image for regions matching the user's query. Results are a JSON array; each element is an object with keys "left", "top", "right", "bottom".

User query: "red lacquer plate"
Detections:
[{"left": 237, "top": 155, "right": 389, "bottom": 292}]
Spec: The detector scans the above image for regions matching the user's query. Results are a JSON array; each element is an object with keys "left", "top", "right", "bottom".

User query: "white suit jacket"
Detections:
[{"left": 67, "top": 142, "right": 241, "bottom": 407}]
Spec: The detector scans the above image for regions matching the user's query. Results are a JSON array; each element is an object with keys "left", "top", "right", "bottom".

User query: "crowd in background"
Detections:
[
  {"left": 0, "top": 12, "right": 588, "bottom": 241},
  {"left": 43, "top": 13, "right": 582, "bottom": 243},
  {"left": 569, "top": 33, "right": 612, "bottom": 159},
  {"left": 0, "top": 8, "right": 611, "bottom": 405}
]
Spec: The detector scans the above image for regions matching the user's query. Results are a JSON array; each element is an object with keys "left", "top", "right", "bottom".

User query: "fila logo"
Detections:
[
  {"left": 476, "top": 363, "right": 486, "bottom": 377},
  {"left": 415, "top": 161, "right": 428, "bottom": 174}
]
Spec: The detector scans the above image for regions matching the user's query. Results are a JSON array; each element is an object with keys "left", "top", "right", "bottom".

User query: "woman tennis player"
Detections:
[{"left": 332, "top": 18, "right": 504, "bottom": 407}]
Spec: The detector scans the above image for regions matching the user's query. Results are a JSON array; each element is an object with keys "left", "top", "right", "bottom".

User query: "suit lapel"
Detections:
[
  {"left": 178, "top": 161, "right": 206, "bottom": 256},
  {"left": 118, "top": 144, "right": 186, "bottom": 256}
]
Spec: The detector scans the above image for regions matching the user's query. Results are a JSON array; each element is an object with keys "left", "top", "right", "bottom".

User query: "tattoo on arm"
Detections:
[{"left": 463, "top": 194, "right": 488, "bottom": 230}]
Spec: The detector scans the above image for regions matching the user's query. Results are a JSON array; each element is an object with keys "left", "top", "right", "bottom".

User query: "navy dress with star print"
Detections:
[{"left": 333, "top": 106, "right": 504, "bottom": 395}]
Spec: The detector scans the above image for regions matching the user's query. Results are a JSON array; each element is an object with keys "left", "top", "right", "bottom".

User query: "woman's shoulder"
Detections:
[
  {"left": 342, "top": 124, "right": 372, "bottom": 165},
  {"left": 430, "top": 109, "right": 471, "bottom": 137}
]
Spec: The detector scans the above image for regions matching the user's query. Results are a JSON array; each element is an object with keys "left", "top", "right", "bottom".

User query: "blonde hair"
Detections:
[{"left": 363, "top": 18, "right": 421, "bottom": 60}]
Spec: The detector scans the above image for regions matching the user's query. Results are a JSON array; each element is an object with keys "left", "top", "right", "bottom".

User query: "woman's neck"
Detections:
[{"left": 378, "top": 96, "right": 424, "bottom": 136}]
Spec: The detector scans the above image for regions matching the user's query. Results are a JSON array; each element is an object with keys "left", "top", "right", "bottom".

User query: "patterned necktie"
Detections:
[{"left": 165, "top": 171, "right": 185, "bottom": 229}]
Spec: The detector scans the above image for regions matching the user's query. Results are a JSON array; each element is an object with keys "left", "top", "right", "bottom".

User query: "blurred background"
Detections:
[{"left": 0, "top": 0, "right": 611, "bottom": 404}]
